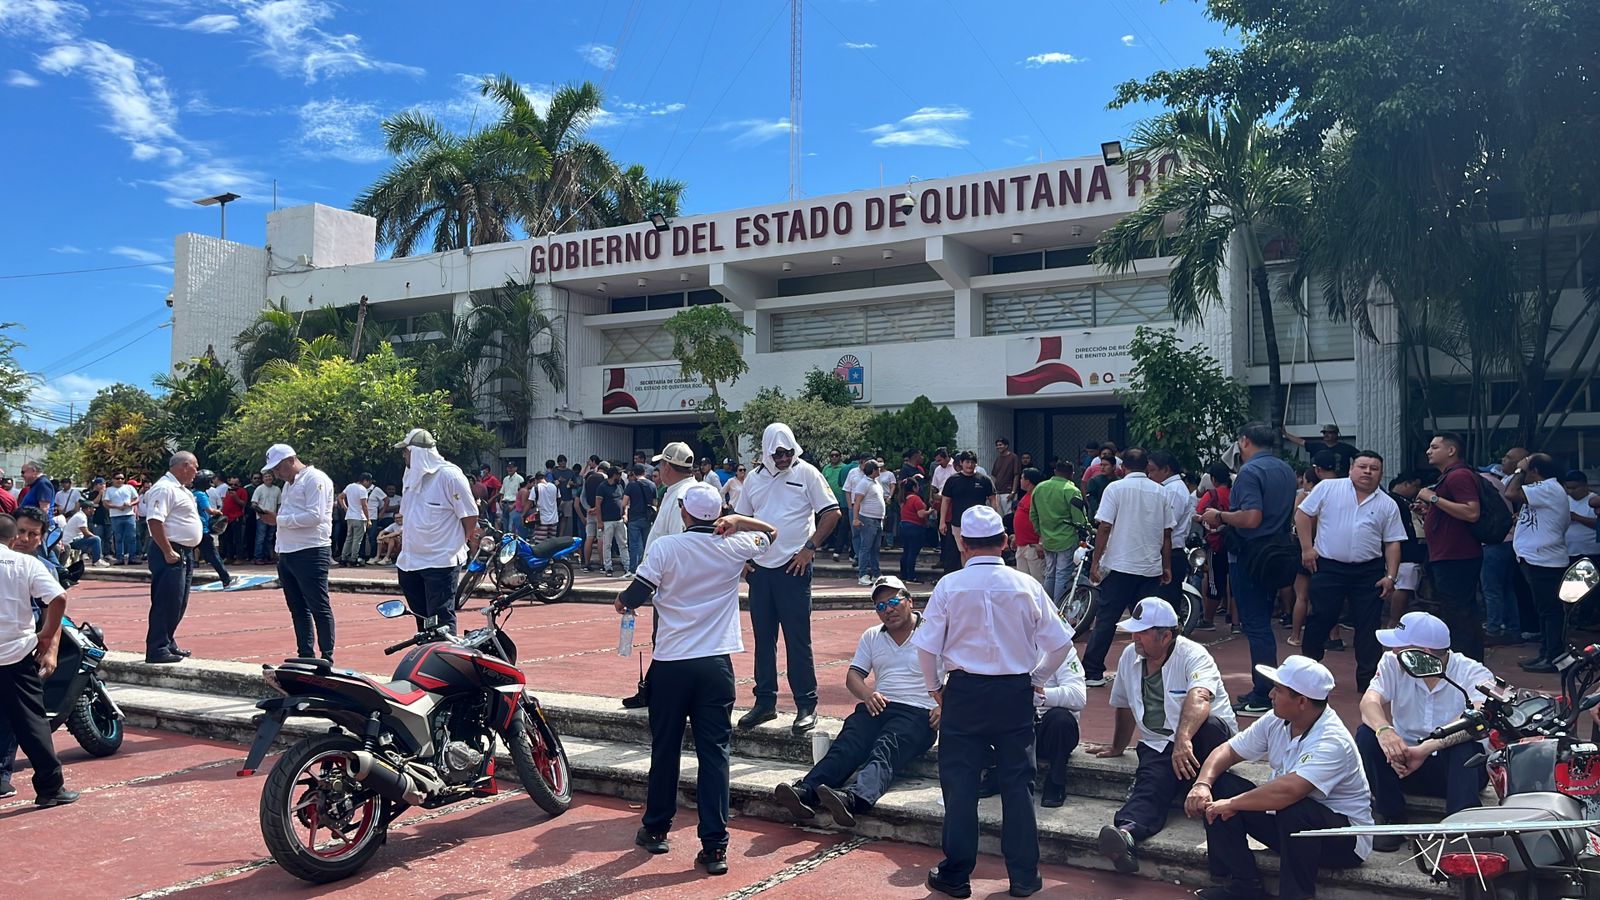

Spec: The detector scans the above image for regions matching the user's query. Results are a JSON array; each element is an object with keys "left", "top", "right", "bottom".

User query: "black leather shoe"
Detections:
[
  {"left": 144, "top": 653, "right": 183, "bottom": 664},
  {"left": 1520, "top": 658, "right": 1558, "bottom": 674},
  {"left": 926, "top": 867, "right": 972, "bottom": 898},
  {"left": 1040, "top": 781, "right": 1067, "bottom": 808},
  {"left": 634, "top": 827, "right": 669, "bottom": 854},
  {"left": 35, "top": 789, "right": 80, "bottom": 807},
  {"left": 815, "top": 784, "right": 856, "bottom": 828},
  {"left": 978, "top": 773, "right": 1000, "bottom": 798},
  {"left": 1009, "top": 876, "right": 1044, "bottom": 897},
  {"left": 773, "top": 782, "right": 815, "bottom": 819},
  {"left": 621, "top": 680, "right": 650, "bottom": 709},
  {"left": 791, "top": 708, "right": 817, "bottom": 734},
  {"left": 695, "top": 847, "right": 728, "bottom": 875},
  {"left": 1194, "top": 881, "right": 1268, "bottom": 900},
  {"left": 737, "top": 707, "right": 778, "bottom": 729},
  {"left": 1097, "top": 824, "right": 1139, "bottom": 873},
  {"left": 170, "top": 648, "right": 192, "bottom": 658}
]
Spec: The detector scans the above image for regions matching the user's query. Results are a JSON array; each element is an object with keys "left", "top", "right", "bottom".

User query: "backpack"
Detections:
[{"left": 1468, "top": 472, "right": 1515, "bottom": 545}]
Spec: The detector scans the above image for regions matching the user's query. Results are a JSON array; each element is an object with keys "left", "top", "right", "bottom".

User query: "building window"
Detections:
[
  {"left": 775, "top": 263, "right": 940, "bottom": 297},
  {"left": 989, "top": 241, "right": 1156, "bottom": 275},
  {"left": 601, "top": 323, "right": 676, "bottom": 364},
  {"left": 771, "top": 297, "right": 955, "bottom": 352},
  {"left": 1248, "top": 267, "right": 1355, "bottom": 365},
  {"left": 982, "top": 277, "right": 1173, "bottom": 334},
  {"left": 608, "top": 288, "right": 725, "bottom": 315},
  {"left": 1249, "top": 383, "right": 1319, "bottom": 427}
]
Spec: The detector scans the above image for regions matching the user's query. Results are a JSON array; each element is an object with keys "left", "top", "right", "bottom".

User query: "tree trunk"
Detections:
[{"left": 1251, "top": 265, "right": 1286, "bottom": 427}]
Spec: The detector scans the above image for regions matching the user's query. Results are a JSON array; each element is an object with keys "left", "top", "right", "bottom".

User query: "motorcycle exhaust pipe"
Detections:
[{"left": 348, "top": 751, "right": 440, "bottom": 806}]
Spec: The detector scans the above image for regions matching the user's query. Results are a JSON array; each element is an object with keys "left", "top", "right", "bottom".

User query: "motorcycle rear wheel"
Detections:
[
  {"left": 66, "top": 690, "right": 123, "bottom": 757},
  {"left": 533, "top": 560, "right": 575, "bottom": 602},
  {"left": 454, "top": 566, "right": 487, "bottom": 611},
  {"left": 260, "top": 733, "right": 386, "bottom": 883},
  {"left": 509, "top": 706, "right": 572, "bottom": 816}
]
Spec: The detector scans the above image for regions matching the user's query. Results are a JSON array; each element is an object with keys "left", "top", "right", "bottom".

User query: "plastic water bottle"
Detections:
[{"left": 618, "top": 610, "right": 636, "bottom": 657}]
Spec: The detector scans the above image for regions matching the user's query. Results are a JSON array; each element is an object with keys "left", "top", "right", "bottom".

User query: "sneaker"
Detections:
[
  {"left": 1325, "top": 639, "right": 1346, "bottom": 652},
  {"left": 0, "top": 782, "right": 14, "bottom": 799},
  {"left": 695, "top": 847, "right": 728, "bottom": 876},
  {"left": 831, "top": 552, "right": 841, "bottom": 562},
  {"left": 1194, "top": 620, "right": 1216, "bottom": 631},
  {"left": 1236, "top": 694, "right": 1270, "bottom": 715},
  {"left": 634, "top": 827, "right": 669, "bottom": 854},
  {"left": 1084, "top": 674, "right": 1111, "bottom": 688},
  {"left": 857, "top": 576, "right": 873, "bottom": 586},
  {"left": 93, "top": 559, "right": 111, "bottom": 568}
]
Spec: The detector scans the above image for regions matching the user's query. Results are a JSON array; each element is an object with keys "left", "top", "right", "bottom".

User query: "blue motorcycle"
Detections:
[
  {"left": 454, "top": 523, "right": 583, "bottom": 610},
  {"left": 45, "top": 615, "right": 124, "bottom": 756}
]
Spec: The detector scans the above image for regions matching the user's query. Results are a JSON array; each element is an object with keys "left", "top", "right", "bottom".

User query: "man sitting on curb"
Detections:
[
  {"left": 1186, "top": 656, "right": 1373, "bottom": 900},
  {"left": 1093, "top": 596, "right": 1238, "bottom": 874},
  {"left": 774, "top": 575, "right": 939, "bottom": 827},
  {"left": 1357, "top": 611, "right": 1492, "bottom": 851}
]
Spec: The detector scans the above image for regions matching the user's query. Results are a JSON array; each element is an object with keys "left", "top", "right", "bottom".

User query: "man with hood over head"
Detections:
[
  {"left": 395, "top": 428, "right": 478, "bottom": 634},
  {"left": 734, "top": 423, "right": 842, "bottom": 735}
]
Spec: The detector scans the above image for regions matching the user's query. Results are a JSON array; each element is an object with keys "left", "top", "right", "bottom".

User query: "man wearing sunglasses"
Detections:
[{"left": 773, "top": 575, "right": 940, "bottom": 827}]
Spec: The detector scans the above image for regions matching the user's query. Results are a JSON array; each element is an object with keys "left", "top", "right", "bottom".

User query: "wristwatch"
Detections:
[
  {"left": 803, "top": 539, "right": 817, "bottom": 551},
  {"left": 1426, "top": 493, "right": 1440, "bottom": 505}
]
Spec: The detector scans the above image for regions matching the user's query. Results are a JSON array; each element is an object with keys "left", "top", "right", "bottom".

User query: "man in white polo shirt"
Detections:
[
  {"left": 1093, "top": 596, "right": 1237, "bottom": 874},
  {"left": 1296, "top": 450, "right": 1407, "bottom": 692},
  {"left": 615, "top": 481, "right": 776, "bottom": 877},
  {"left": 619, "top": 441, "right": 700, "bottom": 711},
  {"left": 1357, "top": 612, "right": 1493, "bottom": 851},
  {"left": 337, "top": 473, "right": 375, "bottom": 567},
  {"left": 1186, "top": 655, "right": 1372, "bottom": 900},
  {"left": 773, "top": 575, "right": 940, "bottom": 828},
  {"left": 143, "top": 451, "right": 203, "bottom": 664},
  {"left": 394, "top": 429, "right": 477, "bottom": 635},
  {"left": 1082, "top": 448, "right": 1172, "bottom": 687},
  {"left": 259, "top": 443, "right": 336, "bottom": 661}
]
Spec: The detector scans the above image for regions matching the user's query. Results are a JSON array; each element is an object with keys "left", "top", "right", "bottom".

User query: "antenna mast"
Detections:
[{"left": 789, "top": 0, "right": 802, "bottom": 200}]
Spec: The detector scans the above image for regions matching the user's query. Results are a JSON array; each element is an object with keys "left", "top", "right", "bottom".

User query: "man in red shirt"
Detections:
[
  {"left": 478, "top": 466, "right": 502, "bottom": 519},
  {"left": 1413, "top": 433, "right": 1484, "bottom": 661},
  {"left": 1013, "top": 468, "right": 1045, "bottom": 585}
]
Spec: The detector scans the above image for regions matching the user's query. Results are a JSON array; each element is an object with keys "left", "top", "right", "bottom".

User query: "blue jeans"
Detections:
[
  {"left": 254, "top": 523, "right": 276, "bottom": 561},
  {"left": 1230, "top": 553, "right": 1279, "bottom": 703},
  {"left": 109, "top": 516, "right": 136, "bottom": 562},
  {"left": 1042, "top": 548, "right": 1076, "bottom": 606},
  {"left": 898, "top": 522, "right": 927, "bottom": 581},
  {"left": 626, "top": 520, "right": 649, "bottom": 573},
  {"left": 70, "top": 535, "right": 103, "bottom": 562},
  {"left": 854, "top": 517, "right": 882, "bottom": 579},
  {"left": 1482, "top": 542, "right": 1520, "bottom": 634}
]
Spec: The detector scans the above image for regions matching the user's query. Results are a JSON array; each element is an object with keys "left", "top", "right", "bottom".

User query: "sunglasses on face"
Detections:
[
  {"left": 874, "top": 595, "right": 907, "bottom": 613},
  {"left": 772, "top": 448, "right": 795, "bottom": 458}
]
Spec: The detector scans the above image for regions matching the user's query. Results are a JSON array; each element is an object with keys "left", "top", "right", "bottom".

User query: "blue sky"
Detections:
[{"left": 0, "top": 0, "right": 1230, "bottom": 431}]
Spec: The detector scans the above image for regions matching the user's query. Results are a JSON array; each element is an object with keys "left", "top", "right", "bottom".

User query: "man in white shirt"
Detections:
[
  {"left": 104, "top": 473, "right": 139, "bottom": 565},
  {"left": 1093, "top": 597, "right": 1237, "bottom": 874},
  {"left": 914, "top": 505, "right": 1074, "bottom": 899},
  {"left": 621, "top": 442, "right": 701, "bottom": 711},
  {"left": 361, "top": 481, "right": 388, "bottom": 562},
  {"left": 1564, "top": 471, "right": 1600, "bottom": 563},
  {"left": 773, "top": 576, "right": 941, "bottom": 828},
  {"left": 259, "top": 443, "right": 336, "bottom": 661},
  {"left": 498, "top": 462, "right": 525, "bottom": 534},
  {"left": 1503, "top": 453, "right": 1572, "bottom": 673},
  {"left": 1083, "top": 448, "right": 1172, "bottom": 687},
  {"left": 56, "top": 477, "right": 82, "bottom": 518},
  {"left": 142, "top": 452, "right": 204, "bottom": 664},
  {"left": 1149, "top": 451, "right": 1197, "bottom": 607},
  {"left": 733, "top": 423, "right": 842, "bottom": 735},
  {"left": 1356, "top": 612, "right": 1493, "bottom": 851},
  {"left": 337, "top": 473, "right": 375, "bottom": 567},
  {"left": 615, "top": 482, "right": 775, "bottom": 877},
  {"left": 62, "top": 507, "right": 107, "bottom": 566},
  {"left": 250, "top": 472, "right": 282, "bottom": 564},
  {"left": 0, "top": 515, "right": 78, "bottom": 806},
  {"left": 394, "top": 429, "right": 478, "bottom": 635},
  {"left": 1186, "top": 656, "right": 1372, "bottom": 900},
  {"left": 204, "top": 476, "right": 227, "bottom": 518},
  {"left": 1295, "top": 450, "right": 1407, "bottom": 692},
  {"left": 849, "top": 459, "right": 889, "bottom": 587}
]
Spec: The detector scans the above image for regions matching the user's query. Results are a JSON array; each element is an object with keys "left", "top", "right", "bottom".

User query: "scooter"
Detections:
[{"left": 44, "top": 615, "right": 124, "bottom": 757}]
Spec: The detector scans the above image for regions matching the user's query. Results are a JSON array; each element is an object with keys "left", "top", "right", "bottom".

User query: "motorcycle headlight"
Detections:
[
  {"left": 496, "top": 541, "right": 517, "bottom": 565},
  {"left": 1188, "top": 547, "right": 1208, "bottom": 570},
  {"left": 478, "top": 534, "right": 497, "bottom": 554}
]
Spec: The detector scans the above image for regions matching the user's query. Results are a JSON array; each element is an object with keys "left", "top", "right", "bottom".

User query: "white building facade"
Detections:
[{"left": 171, "top": 153, "right": 1397, "bottom": 469}]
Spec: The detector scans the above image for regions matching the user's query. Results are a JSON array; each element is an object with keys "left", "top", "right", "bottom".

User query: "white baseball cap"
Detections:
[
  {"left": 679, "top": 481, "right": 724, "bottom": 520},
  {"left": 871, "top": 575, "right": 909, "bottom": 599},
  {"left": 960, "top": 505, "right": 1005, "bottom": 539},
  {"left": 1117, "top": 597, "right": 1179, "bottom": 632},
  {"left": 261, "top": 443, "right": 297, "bottom": 473},
  {"left": 1377, "top": 611, "right": 1451, "bottom": 651},
  {"left": 1255, "top": 655, "right": 1336, "bottom": 701},
  {"left": 652, "top": 442, "right": 694, "bottom": 467}
]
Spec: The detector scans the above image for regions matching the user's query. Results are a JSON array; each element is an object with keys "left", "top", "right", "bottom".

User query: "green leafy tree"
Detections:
[
  {"left": 1092, "top": 104, "right": 1308, "bottom": 427},
  {"left": 863, "top": 396, "right": 960, "bottom": 459},
  {"left": 155, "top": 354, "right": 241, "bottom": 472},
  {"left": 1117, "top": 327, "right": 1251, "bottom": 474},
  {"left": 663, "top": 305, "right": 753, "bottom": 459},
  {"left": 799, "top": 367, "right": 856, "bottom": 407},
  {"left": 0, "top": 323, "right": 40, "bottom": 445},
  {"left": 217, "top": 343, "right": 493, "bottom": 485},
  {"left": 737, "top": 386, "right": 874, "bottom": 460},
  {"left": 471, "top": 281, "right": 567, "bottom": 446},
  {"left": 234, "top": 301, "right": 398, "bottom": 385},
  {"left": 41, "top": 430, "right": 85, "bottom": 482},
  {"left": 81, "top": 407, "right": 167, "bottom": 479}
]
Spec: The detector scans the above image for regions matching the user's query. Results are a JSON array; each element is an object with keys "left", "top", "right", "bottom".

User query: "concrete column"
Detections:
[{"left": 1355, "top": 290, "right": 1405, "bottom": 467}]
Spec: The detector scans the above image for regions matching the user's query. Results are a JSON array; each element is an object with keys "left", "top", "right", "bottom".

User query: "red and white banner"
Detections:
[{"left": 1005, "top": 333, "right": 1135, "bottom": 397}]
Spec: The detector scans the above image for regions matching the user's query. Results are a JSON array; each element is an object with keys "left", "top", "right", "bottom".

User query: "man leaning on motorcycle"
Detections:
[{"left": 0, "top": 512, "right": 80, "bottom": 806}]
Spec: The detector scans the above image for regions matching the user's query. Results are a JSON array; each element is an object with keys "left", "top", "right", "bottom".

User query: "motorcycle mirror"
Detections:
[
  {"left": 423, "top": 615, "right": 440, "bottom": 630},
  {"left": 375, "top": 600, "right": 408, "bottom": 619},
  {"left": 1398, "top": 648, "right": 1446, "bottom": 678},
  {"left": 1560, "top": 558, "right": 1599, "bottom": 604}
]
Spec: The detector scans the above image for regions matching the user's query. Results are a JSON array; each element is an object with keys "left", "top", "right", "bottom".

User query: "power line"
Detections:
[
  {"left": 64, "top": 320, "right": 172, "bottom": 377},
  {"left": 941, "top": 0, "right": 1058, "bottom": 159},
  {"left": 31, "top": 309, "right": 170, "bottom": 378},
  {"left": 0, "top": 260, "right": 174, "bottom": 280},
  {"left": 662, "top": 0, "right": 792, "bottom": 181}
]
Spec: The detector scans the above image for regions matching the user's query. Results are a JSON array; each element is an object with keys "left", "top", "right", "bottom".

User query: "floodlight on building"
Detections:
[
  {"left": 597, "top": 282, "right": 607, "bottom": 293},
  {"left": 1011, "top": 233, "right": 1024, "bottom": 245},
  {"left": 192, "top": 192, "right": 242, "bottom": 239},
  {"left": 636, "top": 278, "right": 648, "bottom": 287},
  {"left": 830, "top": 255, "right": 843, "bottom": 267},
  {"left": 781, "top": 262, "right": 794, "bottom": 272},
  {"left": 1101, "top": 141, "right": 1125, "bottom": 167},
  {"left": 1070, "top": 225, "right": 1084, "bottom": 238},
  {"left": 649, "top": 212, "right": 671, "bottom": 232},
  {"left": 679, "top": 273, "right": 690, "bottom": 282}
]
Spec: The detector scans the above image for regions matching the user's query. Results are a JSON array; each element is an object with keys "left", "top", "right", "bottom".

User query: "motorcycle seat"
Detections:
[
  {"left": 371, "top": 678, "right": 426, "bottom": 704},
  {"left": 1446, "top": 791, "right": 1585, "bottom": 826},
  {"left": 529, "top": 537, "right": 576, "bottom": 559},
  {"left": 281, "top": 657, "right": 332, "bottom": 673}
]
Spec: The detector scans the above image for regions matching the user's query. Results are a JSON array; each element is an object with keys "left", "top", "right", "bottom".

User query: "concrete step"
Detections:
[{"left": 104, "top": 679, "right": 1447, "bottom": 900}]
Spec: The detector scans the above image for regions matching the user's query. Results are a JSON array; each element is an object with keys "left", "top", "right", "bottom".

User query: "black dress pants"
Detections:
[
  {"left": 1084, "top": 570, "right": 1163, "bottom": 679},
  {"left": 800, "top": 701, "right": 936, "bottom": 808},
  {"left": 1115, "top": 716, "right": 1234, "bottom": 841},
  {"left": 278, "top": 545, "right": 334, "bottom": 659},
  {"left": 937, "top": 671, "right": 1039, "bottom": 885},
  {"left": 643, "top": 655, "right": 735, "bottom": 850},
  {"left": 145, "top": 542, "right": 193, "bottom": 656},
  {"left": 1430, "top": 557, "right": 1485, "bottom": 663},
  {"left": 398, "top": 565, "right": 459, "bottom": 634},
  {"left": 0, "top": 654, "right": 65, "bottom": 796},
  {"left": 1035, "top": 707, "right": 1081, "bottom": 788},
  {"left": 1302, "top": 558, "right": 1385, "bottom": 692},
  {"left": 1205, "top": 771, "right": 1363, "bottom": 900}
]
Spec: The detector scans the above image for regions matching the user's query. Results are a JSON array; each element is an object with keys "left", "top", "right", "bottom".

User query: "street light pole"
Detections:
[{"left": 192, "top": 192, "right": 242, "bottom": 240}]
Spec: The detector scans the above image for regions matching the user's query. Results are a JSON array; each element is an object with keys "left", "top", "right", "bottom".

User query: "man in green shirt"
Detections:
[
  {"left": 821, "top": 449, "right": 855, "bottom": 562},
  {"left": 1029, "top": 460, "right": 1090, "bottom": 605}
]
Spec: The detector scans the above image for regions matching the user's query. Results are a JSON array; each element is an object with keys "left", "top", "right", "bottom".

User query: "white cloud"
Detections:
[
  {"left": 31, "top": 372, "right": 116, "bottom": 412},
  {"left": 1121, "top": 34, "right": 1137, "bottom": 47},
  {"left": 720, "top": 117, "right": 792, "bottom": 148},
  {"left": 577, "top": 42, "right": 617, "bottom": 69},
  {"left": 0, "top": 0, "right": 86, "bottom": 42},
  {"left": 145, "top": 158, "right": 269, "bottom": 209},
  {"left": 38, "top": 40, "right": 185, "bottom": 163},
  {"left": 866, "top": 106, "right": 970, "bottom": 148},
  {"left": 6, "top": 68, "right": 40, "bottom": 86},
  {"left": 109, "top": 245, "right": 173, "bottom": 274},
  {"left": 50, "top": 244, "right": 85, "bottom": 254},
  {"left": 242, "top": 0, "right": 424, "bottom": 83},
  {"left": 181, "top": 13, "right": 240, "bottom": 34},
  {"left": 841, "top": 41, "right": 876, "bottom": 50},
  {"left": 1023, "top": 51, "right": 1085, "bottom": 67},
  {"left": 296, "top": 96, "right": 385, "bottom": 162}
]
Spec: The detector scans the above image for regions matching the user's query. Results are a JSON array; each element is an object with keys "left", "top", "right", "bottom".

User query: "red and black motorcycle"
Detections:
[{"left": 237, "top": 596, "right": 572, "bottom": 883}]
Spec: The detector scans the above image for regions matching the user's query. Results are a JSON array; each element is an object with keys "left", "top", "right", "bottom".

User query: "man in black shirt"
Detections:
[
  {"left": 938, "top": 451, "right": 999, "bottom": 555},
  {"left": 1285, "top": 424, "right": 1360, "bottom": 475},
  {"left": 580, "top": 463, "right": 606, "bottom": 570},
  {"left": 1386, "top": 471, "right": 1427, "bottom": 626},
  {"left": 551, "top": 455, "right": 577, "bottom": 537},
  {"left": 591, "top": 465, "right": 628, "bottom": 576},
  {"left": 623, "top": 464, "right": 656, "bottom": 575}
]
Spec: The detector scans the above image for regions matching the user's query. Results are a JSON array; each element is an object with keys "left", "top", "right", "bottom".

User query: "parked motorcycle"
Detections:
[
  {"left": 238, "top": 596, "right": 573, "bottom": 883},
  {"left": 454, "top": 522, "right": 582, "bottom": 611},
  {"left": 1298, "top": 557, "right": 1600, "bottom": 899},
  {"left": 44, "top": 614, "right": 124, "bottom": 757},
  {"left": 1058, "top": 501, "right": 1201, "bottom": 637}
]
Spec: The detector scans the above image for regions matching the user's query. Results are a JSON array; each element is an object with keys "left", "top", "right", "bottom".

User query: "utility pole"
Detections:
[
  {"left": 789, "top": 0, "right": 802, "bottom": 201},
  {"left": 350, "top": 296, "right": 369, "bottom": 362}
]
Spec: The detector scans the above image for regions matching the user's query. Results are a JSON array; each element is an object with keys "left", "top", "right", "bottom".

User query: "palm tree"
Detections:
[
  {"left": 397, "top": 308, "right": 497, "bottom": 409},
  {"left": 473, "top": 280, "right": 567, "bottom": 446},
  {"left": 1093, "top": 104, "right": 1309, "bottom": 426},
  {"left": 598, "top": 163, "right": 686, "bottom": 228},
  {"left": 353, "top": 111, "right": 549, "bottom": 256},
  {"left": 477, "top": 76, "right": 621, "bottom": 235},
  {"left": 233, "top": 301, "right": 397, "bottom": 385}
]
